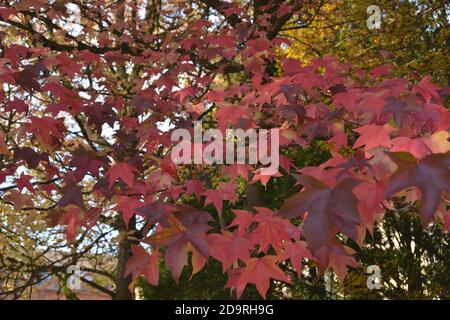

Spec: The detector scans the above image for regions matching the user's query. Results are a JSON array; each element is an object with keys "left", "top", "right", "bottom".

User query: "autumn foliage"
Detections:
[{"left": 0, "top": 1, "right": 448, "bottom": 299}]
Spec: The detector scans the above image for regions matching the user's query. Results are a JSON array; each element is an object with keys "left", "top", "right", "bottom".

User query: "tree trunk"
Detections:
[
  {"left": 244, "top": 183, "right": 264, "bottom": 211},
  {"left": 114, "top": 234, "right": 133, "bottom": 300},
  {"left": 114, "top": 216, "right": 136, "bottom": 300}
]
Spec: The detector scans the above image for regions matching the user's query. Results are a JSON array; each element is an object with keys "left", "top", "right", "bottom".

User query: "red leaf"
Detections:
[
  {"left": 253, "top": 207, "right": 300, "bottom": 253},
  {"left": 203, "top": 189, "right": 224, "bottom": 213},
  {"left": 59, "top": 206, "right": 85, "bottom": 243},
  {"left": 215, "top": 103, "right": 251, "bottom": 130},
  {"left": 279, "top": 175, "right": 362, "bottom": 261},
  {"left": 3, "top": 189, "right": 34, "bottom": 211},
  {"left": 250, "top": 168, "right": 281, "bottom": 187},
  {"left": 229, "top": 209, "right": 253, "bottom": 236},
  {"left": 185, "top": 179, "right": 203, "bottom": 201},
  {"left": 191, "top": 246, "right": 207, "bottom": 275},
  {"left": 144, "top": 209, "right": 211, "bottom": 282},
  {"left": 390, "top": 131, "right": 450, "bottom": 159},
  {"left": 125, "top": 245, "right": 161, "bottom": 286},
  {"left": 5, "top": 98, "right": 28, "bottom": 114},
  {"left": 164, "top": 239, "right": 188, "bottom": 283},
  {"left": 321, "top": 242, "right": 358, "bottom": 284},
  {"left": 13, "top": 68, "right": 40, "bottom": 92},
  {"left": 106, "top": 162, "right": 138, "bottom": 188},
  {"left": 0, "top": 7, "right": 17, "bottom": 20},
  {"left": 354, "top": 124, "right": 396, "bottom": 152},
  {"left": 58, "top": 179, "right": 84, "bottom": 208},
  {"left": 15, "top": 173, "right": 35, "bottom": 194},
  {"left": 412, "top": 75, "right": 441, "bottom": 104},
  {"left": 27, "top": 116, "right": 65, "bottom": 147},
  {"left": 226, "top": 256, "right": 291, "bottom": 298},
  {"left": 386, "top": 152, "right": 450, "bottom": 225},
  {"left": 371, "top": 64, "right": 392, "bottom": 79},
  {"left": 208, "top": 232, "right": 253, "bottom": 270},
  {"left": 277, "top": 241, "right": 313, "bottom": 277},
  {"left": 112, "top": 196, "right": 145, "bottom": 225},
  {"left": 69, "top": 146, "right": 108, "bottom": 181}
]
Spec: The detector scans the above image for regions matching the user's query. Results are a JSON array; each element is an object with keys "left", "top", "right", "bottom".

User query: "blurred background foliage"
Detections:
[{"left": 282, "top": 0, "right": 449, "bottom": 86}]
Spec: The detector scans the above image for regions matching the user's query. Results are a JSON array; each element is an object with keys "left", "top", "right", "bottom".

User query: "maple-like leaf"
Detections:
[
  {"left": 27, "top": 116, "right": 65, "bottom": 147},
  {"left": 191, "top": 246, "right": 207, "bottom": 275},
  {"left": 59, "top": 206, "right": 86, "bottom": 243},
  {"left": 208, "top": 232, "right": 253, "bottom": 270},
  {"left": 332, "top": 88, "right": 361, "bottom": 113},
  {"left": 69, "top": 146, "right": 108, "bottom": 181},
  {"left": 4, "top": 98, "right": 28, "bottom": 114},
  {"left": 353, "top": 124, "right": 396, "bottom": 153},
  {"left": 106, "top": 162, "right": 138, "bottom": 188},
  {"left": 58, "top": 179, "right": 84, "bottom": 208},
  {"left": 125, "top": 245, "right": 161, "bottom": 286},
  {"left": 3, "top": 189, "right": 34, "bottom": 211},
  {"left": 371, "top": 64, "right": 392, "bottom": 79},
  {"left": 112, "top": 196, "right": 145, "bottom": 225},
  {"left": 137, "top": 198, "right": 176, "bottom": 225},
  {"left": 390, "top": 131, "right": 450, "bottom": 159},
  {"left": 144, "top": 215, "right": 187, "bottom": 246},
  {"left": 323, "top": 242, "right": 359, "bottom": 283},
  {"left": 13, "top": 147, "right": 49, "bottom": 168},
  {"left": 143, "top": 215, "right": 188, "bottom": 282},
  {"left": 226, "top": 256, "right": 291, "bottom": 298},
  {"left": 383, "top": 95, "right": 422, "bottom": 126},
  {"left": 353, "top": 180, "right": 387, "bottom": 234},
  {"left": 222, "top": 164, "right": 251, "bottom": 181},
  {"left": 164, "top": 239, "right": 189, "bottom": 282},
  {"left": 185, "top": 179, "right": 203, "bottom": 200},
  {"left": 144, "top": 207, "right": 211, "bottom": 282},
  {"left": 13, "top": 68, "right": 40, "bottom": 92},
  {"left": 277, "top": 241, "right": 313, "bottom": 276},
  {"left": 279, "top": 175, "right": 362, "bottom": 258},
  {"left": 15, "top": 173, "right": 35, "bottom": 194},
  {"left": 253, "top": 207, "right": 300, "bottom": 253},
  {"left": 250, "top": 168, "right": 282, "bottom": 187},
  {"left": 412, "top": 75, "right": 441, "bottom": 104},
  {"left": 386, "top": 152, "right": 450, "bottom": 225},
  {"left": 203, "top": 189, "right": 224, "bottom": 213},
  {"left": 215, "top": 103, "right": 251, "bottom": 130},
  {"left": 229, "top": 209, "right": 254, "bottom": 236}
]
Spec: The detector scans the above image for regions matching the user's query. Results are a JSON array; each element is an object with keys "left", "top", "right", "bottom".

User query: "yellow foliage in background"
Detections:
[{"left": 282, "top": 0, "right": 449, "bottom": 85}]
